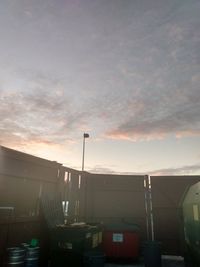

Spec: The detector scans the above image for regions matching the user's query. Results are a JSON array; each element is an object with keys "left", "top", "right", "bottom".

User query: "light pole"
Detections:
[{"left": 82, "top": 133, "right": 89, "bottom": 171}]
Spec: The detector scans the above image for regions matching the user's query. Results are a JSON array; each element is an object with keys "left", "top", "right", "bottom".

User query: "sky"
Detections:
[{"left": 0, "top": 0, "right": 200, "bottom": 175}]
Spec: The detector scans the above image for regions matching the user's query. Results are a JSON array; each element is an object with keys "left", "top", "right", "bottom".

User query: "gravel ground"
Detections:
[
  {"left": 105, "top": 255, "right": 185, "bottom": 267},
  {"left": 162, "top": 256, "right": 185, "bottom": 267}
]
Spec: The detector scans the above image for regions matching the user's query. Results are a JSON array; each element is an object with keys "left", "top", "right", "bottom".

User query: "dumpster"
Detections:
[
  {"left": 103, "top": 222, "right": 140, "bottom": 260},
  {"left": 50, "top": 222, "right": 103, "bottom": 265},
  {"left": 41, "top": 194, "right": 103, "bottom": 267},
  {"left": 50, "top": 223, "right": 102, "bottom": 252}
]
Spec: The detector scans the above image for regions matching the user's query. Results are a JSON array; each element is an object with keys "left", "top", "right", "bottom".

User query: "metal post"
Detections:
[
  {"left": 144, "top": 175, "right": 150, "bottom": 241},
  {"left": 148, "top": 175, "right": 155, "bottom": 241}
]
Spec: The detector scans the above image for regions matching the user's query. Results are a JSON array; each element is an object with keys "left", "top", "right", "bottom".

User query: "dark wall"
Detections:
[
  {"left": 80, "top": 173, "right": 147, "bottom": 240},
  {"left": 0, "top": 146, "right": 66, "bottom": 265},
  {"left": 0, "top": 146, "right": 63, "bottom": 217}
]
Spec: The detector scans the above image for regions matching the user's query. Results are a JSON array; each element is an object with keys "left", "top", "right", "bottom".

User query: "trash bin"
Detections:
[
  {"left": 83, "top": 251, "right": 105, "bottom": 267},
  {"left": 144, "top": 241, "right": 162, "bottom": 267}
]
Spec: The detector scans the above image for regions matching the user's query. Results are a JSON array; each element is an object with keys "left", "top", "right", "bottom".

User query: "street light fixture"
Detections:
[{"left": 82, "top": 133, "right": 89, "bottom": 171}]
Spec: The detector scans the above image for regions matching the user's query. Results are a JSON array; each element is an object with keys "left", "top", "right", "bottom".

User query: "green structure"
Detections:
[{"left": 182, "top": 181, "right": 200, "bottom": 266}]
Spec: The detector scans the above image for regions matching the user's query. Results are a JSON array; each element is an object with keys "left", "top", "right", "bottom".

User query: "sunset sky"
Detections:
[{"left": 0, "top": 0, "right": 200, "bottom": 175}]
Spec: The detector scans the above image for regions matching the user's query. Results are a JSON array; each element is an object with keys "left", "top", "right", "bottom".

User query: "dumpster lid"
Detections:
[{"left": 105, "top": 222, "right": 140, "bottom": 232}]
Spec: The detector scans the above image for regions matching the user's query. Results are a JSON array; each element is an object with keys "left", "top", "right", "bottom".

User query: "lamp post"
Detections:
[{"left": 82, "top": 133, "right": 89, "bottom": 171}]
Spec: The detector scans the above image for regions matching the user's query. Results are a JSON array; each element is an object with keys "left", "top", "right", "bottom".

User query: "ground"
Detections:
[{"left": 105, "top": 256, "right": 185, "bottom": 267}]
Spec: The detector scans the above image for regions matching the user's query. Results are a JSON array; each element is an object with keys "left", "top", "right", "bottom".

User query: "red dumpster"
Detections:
[{"left": 103, "top": 223, "right": 140, "bottom": 259}]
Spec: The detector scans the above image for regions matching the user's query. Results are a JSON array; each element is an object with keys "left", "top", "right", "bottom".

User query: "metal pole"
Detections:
[
  {"left": 82, "top": 135, "right": 86, "bottom": 171},
  {"left": 82, "top": 133, "right": 89, "bottom": 171}
]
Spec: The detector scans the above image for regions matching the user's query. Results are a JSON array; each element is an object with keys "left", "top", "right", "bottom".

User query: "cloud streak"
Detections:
[
  {"left": 88, "top": 163, "right": 200, "bottom": 176},
  {"left": 149, "top": 163, "right": 200, "bottom": 176}
]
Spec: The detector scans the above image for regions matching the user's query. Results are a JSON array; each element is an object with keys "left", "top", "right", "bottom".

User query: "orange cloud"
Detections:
[{"left": 105, "top": 130, "right": 167, "bottom": 142}]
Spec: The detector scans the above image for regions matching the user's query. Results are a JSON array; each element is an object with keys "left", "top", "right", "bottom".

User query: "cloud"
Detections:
[
  {"left": 149, "top": 163, "right": 200, "bottom": 176},
  {"left": 1, "top": 0, "right": 200, "bottom": 145},
  {"left": 87, "top": 163, "right": 200, "bottom": 176},
  {"left": 87, "top": 166, "right": 117, "bottom": 175},
  {"left": 64, "top": 0, "right": 200, "bottom": 142},
  {"left": 102, "top": 0, "right": 200, "bottom": 141},
  {"left": 106, "top": 98, "right": 200, "bottom": 141},
  {"left": 87, "top": 165, "right": 146, "bottom": 176},
  {"left": 0, "top": 74, "right": 91, "bottom": 148}
]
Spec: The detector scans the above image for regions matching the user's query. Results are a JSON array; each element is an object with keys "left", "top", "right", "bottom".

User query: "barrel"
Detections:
[
  {"left": 25, "top": 247, "right": 40, "bottom": 267},
  {"left": 144, "top": 241, "right": 162, "bottom": 267},
  {"left": 83, "top": 251, "right": 105, "bottom": 267},
  {"left": 21, "top": 243, "right": 30, "bottom": 249},
  {"left": 7, "top": 247, "right": 26, "bottom": 267}
]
